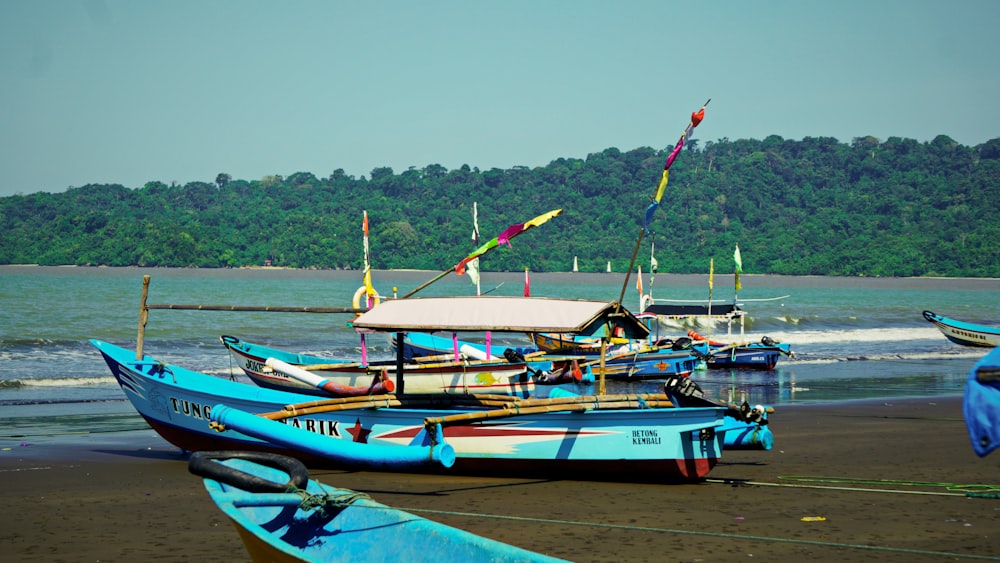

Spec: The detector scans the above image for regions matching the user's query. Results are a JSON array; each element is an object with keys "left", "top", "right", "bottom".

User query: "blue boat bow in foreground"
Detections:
[{"left": 190, "top": 451, "right": 567, "bottom": 562}]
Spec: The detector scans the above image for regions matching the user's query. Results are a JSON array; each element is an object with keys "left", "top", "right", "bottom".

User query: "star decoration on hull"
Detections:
[{"left": 347, "top": 418, "right": 371, "bottom": 443}]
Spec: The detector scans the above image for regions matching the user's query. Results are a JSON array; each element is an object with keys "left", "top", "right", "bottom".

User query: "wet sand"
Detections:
[{"left": 2, "top": 396, "right": 998, "bottom": 562}]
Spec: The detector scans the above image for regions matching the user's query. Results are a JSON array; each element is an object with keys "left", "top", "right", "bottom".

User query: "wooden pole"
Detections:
[
  {"left": 395, "top": 331, "right": 405, "bottom": 396},
  {"left": 598, "top": 338, "right": 607, "bottom": 395},
  {"left": 136, "top": 275, "right": 150, "bottom": 360},
  {"left": 400, "top": 268, "right": 454, "bottom": 299},
  {"left": 145, "top": 303, "right": 365, "bottom": 314}
]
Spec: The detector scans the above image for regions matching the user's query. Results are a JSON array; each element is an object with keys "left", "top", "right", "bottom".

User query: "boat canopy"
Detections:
[
  {"left": 643, "top": 303, "right": 743, "bottom": 317},
  {"left": 352, "top": 296, "right": 650, "bottom": 339}
]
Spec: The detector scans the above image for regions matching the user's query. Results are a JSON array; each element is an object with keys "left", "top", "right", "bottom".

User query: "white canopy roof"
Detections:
[{"left": 352, "top": 296, "right": 649, "bottom": 338}]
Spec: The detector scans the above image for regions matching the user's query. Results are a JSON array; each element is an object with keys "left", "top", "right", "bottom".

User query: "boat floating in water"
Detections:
[{"left": 923, "top": 310, "right": 1000, "bottom": 348}]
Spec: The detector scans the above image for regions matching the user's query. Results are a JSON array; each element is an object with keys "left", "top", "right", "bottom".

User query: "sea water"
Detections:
[{"left": 1, "top": 266, "right": 997, "bottom": 441}]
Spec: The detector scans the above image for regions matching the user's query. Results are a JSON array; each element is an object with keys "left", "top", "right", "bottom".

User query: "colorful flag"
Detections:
[
  {"left": 362, "top": 211, "right": 376, "bottom": 302},
  {"left": 455, "top": 209, "right": 563, "bottom": 275},
  {"left": 734, "top": 244, "right": 743, "bottom": 292},
  {"left": 636, "top": 265, "right": 643, "bottom": 296},
  {"left": 643, "top": 100, "right": 709, "bottom": 234}
]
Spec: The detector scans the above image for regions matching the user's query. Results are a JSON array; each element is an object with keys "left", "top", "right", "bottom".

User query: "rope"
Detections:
[
  {"left": 777, "top": 476, "right": 1000, "bottom": 497},
  {"left": 396, "top": 506, "right": 1000, "bottom": 561},
  {"left": 296, "top": 486, "right": 373, "bottom": 518},
  {"left": 706, "top": 476, "right": 1000, "bottom": 498}
]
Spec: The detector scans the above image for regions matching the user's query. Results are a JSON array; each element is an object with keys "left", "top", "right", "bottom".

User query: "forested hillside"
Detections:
[{"left": 2, "top": 134, "right": 998, "bottom": 277}]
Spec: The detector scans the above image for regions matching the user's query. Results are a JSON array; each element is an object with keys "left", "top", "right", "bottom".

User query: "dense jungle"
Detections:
[{"left": 2, "top": 134, "right": 998, "bottom": 277}]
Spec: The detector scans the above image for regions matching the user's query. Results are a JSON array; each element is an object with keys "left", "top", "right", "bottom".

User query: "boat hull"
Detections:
[
  {"left": 924, "top": 311, "right": 1000, "bottom": 348},
  {"left": 705, "top": 344, "right": 789, "bottom": 370},
  {"left": 197, "top": 453, "right": 567, "bottom": 562},
  {"left": 95, "top": 340, "right": 725, "bottom": 482}
]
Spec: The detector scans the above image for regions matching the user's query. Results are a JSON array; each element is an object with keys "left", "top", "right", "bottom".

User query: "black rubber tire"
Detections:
[{"left": 188, "top": 450, "right": 310, "bottom": 493}]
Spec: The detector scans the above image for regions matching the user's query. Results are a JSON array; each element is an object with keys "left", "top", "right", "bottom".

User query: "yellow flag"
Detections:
[
  {"left": 653, "top": 170, "right": 669, "bottom": 203},
  {"left": 734, "top": 244, "right": 743, "bottom": 292},
  {"left": 708, "top": 258, "right": 714, "bottom": 301}
]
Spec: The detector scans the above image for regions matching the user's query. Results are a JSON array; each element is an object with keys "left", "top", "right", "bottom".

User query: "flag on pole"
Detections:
[
  {"left": 362, "top": 211, "right": 376, "bottom": 303},
  {"left": 708, "top": 258, "right": 715, "bottom": 299},
  {"left": 734, "top": 244, "right": 743, "bottom": 292},
  {"left": 455, "top": 209, "right": 562, "bottom": 275},
  {"left": 643, "top": 100, "right": 709, "bottom": 234},
  {"left": 636, "top": 265, "right": 643, "bottom": 296},
  {"left": 524, "top": 268, "right": 531, "bottom": 297},
  {"left": 468, "top": 203, "right": 481, "bottom": 292}
]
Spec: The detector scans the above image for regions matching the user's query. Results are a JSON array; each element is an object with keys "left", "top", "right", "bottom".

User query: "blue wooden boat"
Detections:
[
  {"left": 964, "top": 346, "right": 1000, "bottom": 457},
  {"left": 683, "top": 331, "right": 792, "bottom": 370},
  {"left": 190, "top": 451, "right": 567, "bottom": 562},
  {"left": 94, "top": 338, "right": 725, "bottom": 480},
  {"left": 638, "top": 304, "right": 793, "bottom": 371},
  {"left": 523, "top": 332, "right": 706, "bottom": 379},
  {"left": 923, "top": 310, "right": 1000, "bottom": 348},
  {"left": 95, "top": 294, "right": 734, "bottom": 481},
  {"left": 402, "top": 331, "right": 704, "bottom": 381}
]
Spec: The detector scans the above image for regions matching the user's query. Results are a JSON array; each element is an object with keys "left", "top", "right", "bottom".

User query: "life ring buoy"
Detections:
[
  {"left": 188, "top": 450, "right": 309, "bottom": 493},
  {"left": 352, "top": 285, "right": 382, "bottom": 310}
]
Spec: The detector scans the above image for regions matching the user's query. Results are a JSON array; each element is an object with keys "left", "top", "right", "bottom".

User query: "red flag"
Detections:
[{"left": 524, "top": 268, "right": 531, "bottom": 297}]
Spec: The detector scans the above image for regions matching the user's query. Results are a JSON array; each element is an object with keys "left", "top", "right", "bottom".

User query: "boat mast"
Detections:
[{"left": 617, "top": 99, "right": 709, "bottom": 309}]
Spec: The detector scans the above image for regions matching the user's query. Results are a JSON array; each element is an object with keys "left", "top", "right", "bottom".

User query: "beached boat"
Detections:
[
  {"left": 190, "top": 451, "right": 566, "bottom": 562},
  {"left": 923, "top": 310, "right": 1000, "bottom": 348},
  {"left": 524, "top": 332, "right": 705, "bottom": 379},
  {"left": 220, "top": 335, "right": 533, "bottom": 397},
  {"left": 403, "top": 330, "right": 703, "bottom": 380},
  {"left": 95, "top": 294, "right": 733, "bottom": 481}
]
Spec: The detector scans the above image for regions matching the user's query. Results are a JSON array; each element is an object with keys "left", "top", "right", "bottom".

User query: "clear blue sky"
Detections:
[{"left": 2, "top": 0, "right": 998, "bottom": 197}]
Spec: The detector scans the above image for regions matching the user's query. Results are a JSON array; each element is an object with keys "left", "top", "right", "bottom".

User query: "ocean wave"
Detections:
[
  {"left": 2, "top": 376, "right": 117, "bottom": 388},
  {"left": 780, "top": 347, "right": 985, "bottom": 365}
]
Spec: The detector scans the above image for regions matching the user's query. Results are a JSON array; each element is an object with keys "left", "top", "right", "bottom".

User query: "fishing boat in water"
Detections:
[
  {"left": 637, "top": 246, "right": 793, "bottom": 370},
  {"left": 684, "top": 330, "right": 792, "bottom": 370},
  {"left": 190, "top": 451, "right": 567, "bottom": 562},
  {"left": 923, "top": 310, "right": 1000, "bottom": 348}
]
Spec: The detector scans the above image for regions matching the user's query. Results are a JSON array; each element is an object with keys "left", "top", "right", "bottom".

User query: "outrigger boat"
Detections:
[
  {"left": 404, "top": 330, "right": 704, "bottom": 380},
  {"left": 95, "top": 281, "right": 749, "bottom": 481},
  {"left": 637, "top": 246, "right": 794, "bottom": 371},
  {"left": 524, "top": 331, "right": 706, "bottom": 379},
  {"left": 190, "top": 451, "right": 566, "bottom": 562},
  {"left": 923, "top": 310, "right": 1000, "bottom": 348},
  {"left": 220, "top": 335, "right": 533, "bottom": 397}
]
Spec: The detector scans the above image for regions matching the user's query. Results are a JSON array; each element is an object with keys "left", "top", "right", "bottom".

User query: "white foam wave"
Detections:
[
  {"left": 754, "top": 327, "right": 945, "bottom": 345},
  {"left": 15, "top": 376, "right": 117, "bottom": 387}
]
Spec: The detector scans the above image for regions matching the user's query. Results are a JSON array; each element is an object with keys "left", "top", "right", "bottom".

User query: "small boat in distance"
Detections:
[
  {"left": 923, "top": 310, "right": 1000, "bottom": 348},
  {"left": 190, "top": 451, "right": 567, "bottom": 562}
]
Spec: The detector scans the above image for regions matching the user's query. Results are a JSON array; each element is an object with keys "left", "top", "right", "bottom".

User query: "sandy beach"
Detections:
[{"left": 2, "top": 396, "right": 998, "bottom": 562}]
